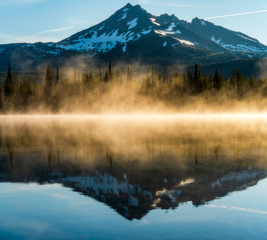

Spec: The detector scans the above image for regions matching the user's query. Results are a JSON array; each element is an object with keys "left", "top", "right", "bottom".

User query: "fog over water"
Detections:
[{"left": 0, "top": 115, "right": 267, "bottom": 239}]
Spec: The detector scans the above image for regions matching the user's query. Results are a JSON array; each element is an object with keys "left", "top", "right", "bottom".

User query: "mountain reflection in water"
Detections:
[{"left": 0, "top": 116, "right": 267, "bottom": 220}]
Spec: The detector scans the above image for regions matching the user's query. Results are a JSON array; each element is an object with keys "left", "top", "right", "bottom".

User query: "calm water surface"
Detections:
[{"left": 0, "top": 116, "right": 266, "bottom": 240}]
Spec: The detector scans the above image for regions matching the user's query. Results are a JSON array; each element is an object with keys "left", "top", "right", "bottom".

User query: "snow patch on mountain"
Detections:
[
  {"left": 155, "top": 29, "right": 181, "bottom": 36},
  {"left": 227, "top": 44, "right": 263, "bottom": 53},
  {"left": 59, "top": 29, "right": 136, "bottom": 53},
  {"left": 211, "top": 170, "right": 265, "bottom": 188},
  {"left": 60, "top": 173, "right": 153, "bottom": 207},
  {"left": 58, "top": 22, "right": 156, "bottom": 54},
  {"left": 211, "top": 35, "right": 221, "bottom": 44},
  {"left": 127, "top": 18, "right": 138, "bottom": 29},
  {"left": 98, "top": 24, "right": 105, "bottom": 31},
  {"left": 20, "top": 44, "right": 32, "bottom": 48},
  {"left": 154, "top": 23, "right": 181, "bottom": 36},
  {"left": 173, "top": 37, "right": 195, "bottom": 46},
  {"left": 129, "top": 196, "right": 139, "bottom": 207},
  {"left": 211, "top": 35, "right": 262, "bottom": 53},
  {"left": 47, "top": 51, "right": 60, "bottom": 55},
  {"left": 118, "top": 8, "right": 129, "bottom": 22},
  {"left": 236, "top": 33, "right": 258, "bottom": 43},
  {"left": 167, "top": 23, "right": 176, "bottom": 31},
  {"left": 141, "top": 29, "right": 152, "bottom": 35},
  {"left": 62, "top": 174, "right": 129, "bottom": 196},
  {"left": 156, "top": 188, "right": 182, "bottom": 202},
  {"left": 155, "top": 30, "right": 167, "bottom": 36},
  {"left": 177, "top": 178, "right": 195, "bottom": 187},
  {"left": 201, "top": 20, "right": 207, "bottom": 26},
  {"left": 150, "top": 18, "right": 160, "bottom": 26}
]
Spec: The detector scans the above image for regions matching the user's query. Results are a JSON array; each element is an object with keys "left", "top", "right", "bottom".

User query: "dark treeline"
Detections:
[{"left": 1, "top": 62, "right": 267, "bottom": 113}]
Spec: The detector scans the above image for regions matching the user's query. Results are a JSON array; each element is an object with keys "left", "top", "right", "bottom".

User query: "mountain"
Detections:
[
  {"left": 1, "top": 119, "right": 267, "bottom": 220},
  {"left": 1, "top": 150, "right": 266, "bottom": 220},
  {"left": 0, "top": 3, "right": 266, "bottom": 72}
]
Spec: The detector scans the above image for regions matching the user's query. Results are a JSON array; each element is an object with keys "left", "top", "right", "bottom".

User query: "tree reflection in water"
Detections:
[{"left": 0, "top": 116, "right": 266, "bottom": 220}]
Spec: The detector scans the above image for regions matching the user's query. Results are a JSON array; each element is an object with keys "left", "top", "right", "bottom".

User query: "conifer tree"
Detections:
[
  {"left": 20, "top": 77, "right": 32, "bottom": 106},
  {"left": 0, "top": 78, "right": 4, "bottom": 109},
  {"left": 213, "top": 69, "right": 220, "bottom": 90},
  {"left": 5, "top": 63, "right": 14, "bottom": 97},
  {"left": 44, "top": 63, "right": 53, "bottom": 98},
  {"left": 193, "top": 64, "right": 201, "bottom": 93},
  {"left": 249, "top": 74, "right": 255, "bottom": 89},
  {"left": 55, "top": 66, "right": 60, "bottom": 85},
  {"left": 98, "top": 69, "right": 102, "bottom": 82},
  {"left": 104, "top": 70, "right": 109, "bottom": 82},
  {"left": 108, "top": 61, "right": 113, "bottom": 81}
]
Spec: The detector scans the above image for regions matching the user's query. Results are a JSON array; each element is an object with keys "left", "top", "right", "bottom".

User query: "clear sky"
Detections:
[{"left": 0, "top": 0, "right": 266, "bottom": 45}]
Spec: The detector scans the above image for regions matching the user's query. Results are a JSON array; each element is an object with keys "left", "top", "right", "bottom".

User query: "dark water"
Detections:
[{"left": 0, "top": 116, "right": 267, "bottom": 240}]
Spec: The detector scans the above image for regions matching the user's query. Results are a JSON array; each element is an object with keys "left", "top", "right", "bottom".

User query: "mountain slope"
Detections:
[
  {"left": 186, "top": 18, "right": 267, "bottom": 55},
  {"left": 0, "top": 3, "right": 266, "bottom": 71}
]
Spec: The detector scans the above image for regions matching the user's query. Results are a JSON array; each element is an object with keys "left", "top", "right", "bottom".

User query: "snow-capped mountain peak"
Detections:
[
  {"left": 55, "top": 3, "right": 267, "bottom": 58},
  {"left": 0, "top": 3, "right": 266, "bottom": 71},
  {"left": 57, "top": 3, "right": 156, "bottom": 54}
]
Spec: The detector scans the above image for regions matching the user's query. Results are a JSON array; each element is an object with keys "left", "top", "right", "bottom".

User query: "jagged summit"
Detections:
[
  {"left": 0, "top": 3, "right": 266, "bottom": 71},
  {"left": 58, "top": 2, "right": 266, "bottom": 56},
  {"left": 45, "top": 3, "right": 267, "bottom": 57},
  {"left": 122, "top": 3, "right": 144, "bottom": 10}
]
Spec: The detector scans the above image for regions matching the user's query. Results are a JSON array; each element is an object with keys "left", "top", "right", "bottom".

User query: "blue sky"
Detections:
[{"left": 0, "top": 0, "right": 267, "bottom": 45}]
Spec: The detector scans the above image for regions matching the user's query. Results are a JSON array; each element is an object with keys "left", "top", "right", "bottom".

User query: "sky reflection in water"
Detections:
[{"left": 0, "top": 116, "right": 267, "bottom": 239}]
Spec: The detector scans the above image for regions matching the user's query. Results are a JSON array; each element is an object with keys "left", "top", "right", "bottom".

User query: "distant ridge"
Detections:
[{"left": 0, "top": 3, "right": 266, "bottom": 73}]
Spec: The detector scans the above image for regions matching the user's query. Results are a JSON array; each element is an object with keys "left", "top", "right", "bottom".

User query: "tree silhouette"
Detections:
[
  {"left": 55, "top": 66, "right": 60, "bottom": 85},
  {"left": 44, "top": 63, "right": 53, "bottom": 98},
  {"left": 5, "top": 63, "right": 14, "bottom": 97}
]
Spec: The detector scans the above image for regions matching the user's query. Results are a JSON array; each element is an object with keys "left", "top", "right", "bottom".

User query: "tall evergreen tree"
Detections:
[
  {"left": 0, "top": 78, "right": 4, "bottom": 109},
  {"left": 44, "top": 63, "right": 53, "bottom": 98},
  {"left": 108, "top": 61, "right": 113, "bottom": 81},
  {"left": 193, "top": 64, "right": 201, "bottom": 93},
  {"left": 249, "top": 74, "right": 255, "bottom": 89},
  {"left": 19, "top": 77, "right": 33, "bottom": 107},
  {"left": 104, "top": 70, "right": 109, "bottom": 83},
  {"left": 187, "top": 69, "right": 193, "bottom": 92},
  {"left": 5, "top": 63, "right": 14, "bottom": 97},
  {"left": 55, "top": 66, "right": 60, "bottom": 85},
  {"left": 213, "top": 69, "right": 220, "bottom": 90}
]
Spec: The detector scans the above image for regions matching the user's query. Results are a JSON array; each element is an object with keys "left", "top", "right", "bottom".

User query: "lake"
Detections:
[{"left": 0, "top": 115, "right": 267, "bottom": 240}]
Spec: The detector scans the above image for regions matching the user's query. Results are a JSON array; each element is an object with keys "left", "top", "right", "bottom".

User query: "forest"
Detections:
[{"left": 1, "top": 62, "right": 267, "bottom": 113}]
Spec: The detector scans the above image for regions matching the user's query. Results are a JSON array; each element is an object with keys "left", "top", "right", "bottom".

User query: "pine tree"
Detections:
[
  {"left": 213, "top": 69, "right": 220, "bottom": 90},
  {"left": 193, "top": 64, "right": 201, "bottom": 93},
  {"left": 55, "top": 66, "right": 60, "bottom": 85},
  {"left": 0, "top": 78, "right": 4, "bottom": 109},
  {"left": 19, "top": 77, "right": 33, "bottom": 106},
  {"left": 236, "top": 69, "right": 242, "bottom": 96},
  {"left": 104, "top": 70, "right": 109, "bottom": 83},
  {"left": 44, "top": 63, "right": 53, "bottom": 98},
  {"left": 108, "top": 61, "right": 113, "bottom": 81},
  {"left": 230, "top": 69, "right": 237, "bottom": 90},
  {"left": 249, "top": 74, "right": 255, "bottom": 89},
  {"left": 5, "top": 63, "right": 14, "bottom": 97}
]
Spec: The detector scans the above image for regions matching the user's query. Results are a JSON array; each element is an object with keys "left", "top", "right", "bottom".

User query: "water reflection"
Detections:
[{"left": 0, "top": 117, "right": 267, "bottom": 220}]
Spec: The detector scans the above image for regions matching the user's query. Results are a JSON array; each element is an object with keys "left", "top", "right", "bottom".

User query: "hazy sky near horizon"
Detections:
[{"left": 0, "top": 0, "right": 266, "bottom": 45}]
